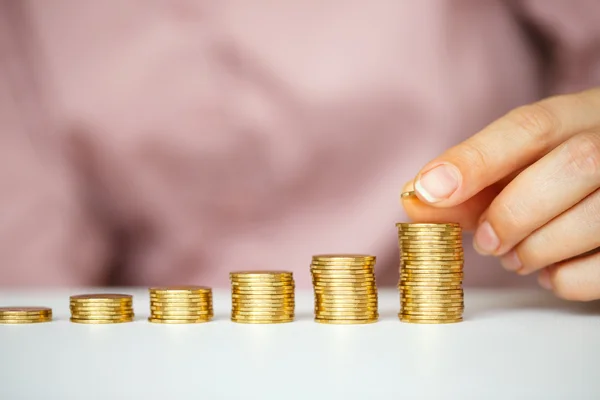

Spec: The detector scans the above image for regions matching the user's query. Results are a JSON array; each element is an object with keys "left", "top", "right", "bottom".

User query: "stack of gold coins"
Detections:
[
  {"left": 0, "top": 307, "right": 52, "bottom": 324},
  {"left": 148, "top": 286, "right": 213, "bottom": 324},
  {"left": 230, "top": 271, "right": 295, "bottom": 324},
  {"left": 311, "top": 254, "right": 379, "bottom": 324},
  {"left": 396, "top": 223, "right": 464, "bottom": 324},
  {"left": 70, "top": 294, "right": 134, "bottom": 324}
]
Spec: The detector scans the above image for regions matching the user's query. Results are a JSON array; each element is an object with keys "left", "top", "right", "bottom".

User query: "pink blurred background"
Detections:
[{"left": 0, "top": 0, "right": 599, "bottom": 288}]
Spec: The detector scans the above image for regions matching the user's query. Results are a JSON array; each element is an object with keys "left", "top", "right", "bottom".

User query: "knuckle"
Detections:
[
  {"left": 507, "top": 103, "right": 559, "bottom": 145},
  {"left": 456, "top": 141, "right": 489, "bottom": 171},
  {"left": 550, "top": 266, "right": 592, "bottom": 301},
  {"left": 564, "top": 133, "right": 600, "bottom": 177}
]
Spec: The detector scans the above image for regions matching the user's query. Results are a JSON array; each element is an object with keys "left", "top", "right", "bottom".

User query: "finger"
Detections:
[
  {"left": 538, "top": 251, "right": 600, "bottom": 301},
  {"left": 413, "top": 88, "right": 600, "bottom": 206},
  {"left": 402, "top": 181, "right": 501, "bottom": 231},
  {"left": 499, "top": 189, "right": 600, "bottom": 273},
  {"left": 474, "top": 131, "right": 600, "bottom": 256}
]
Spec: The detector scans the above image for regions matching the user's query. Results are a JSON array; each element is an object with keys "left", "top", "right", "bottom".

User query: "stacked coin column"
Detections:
[
  {"left": 311, "top": 254, "right": 379, "bottom": 324},
  {"left": 0, "top": 307, "right": 52, "bottom": 324},
  {"left": 230, "top": 271, "right": 295, "bottom": 324},
  {"left": 70, "top": 294, "right": 134, "bottom": 324},
  {"left": 148, "top": 286, "right": 213, "bottom": 324},
  {"left": 396, "top": 223, "right": 464, "bottom": 324}
]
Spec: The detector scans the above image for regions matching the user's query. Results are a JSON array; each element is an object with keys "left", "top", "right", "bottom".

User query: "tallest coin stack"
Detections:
[{"left": 396, "top": 223, "right": 464, "bottom": 324}]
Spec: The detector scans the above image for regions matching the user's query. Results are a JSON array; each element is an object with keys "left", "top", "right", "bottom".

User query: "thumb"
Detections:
[{"left": 401, "top": 181, "right": 501, "bottom": 232}]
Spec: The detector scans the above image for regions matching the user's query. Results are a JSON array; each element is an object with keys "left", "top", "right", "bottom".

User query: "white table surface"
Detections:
[{"left": 0, "top": 288, "right": 598, "bottom": 400}]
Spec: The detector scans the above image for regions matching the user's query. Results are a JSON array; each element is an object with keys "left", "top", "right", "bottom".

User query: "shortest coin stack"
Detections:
[
  {"left": 70, "top": 294, "right": 134, "bottom": 324},
  {"left": 0, "top": 307, "right": 52, "bottom": 324},
  {"left": 148, "top": 286, "right": 213, "bottom": 324},
  {"left": 230, "top": 271, "right": 295, "bottom": 324}
]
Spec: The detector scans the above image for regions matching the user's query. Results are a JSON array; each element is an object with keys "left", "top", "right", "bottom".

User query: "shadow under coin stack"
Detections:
[
  {"left": 148, "top": 286, "right": 213, "bottom": 324},
  {"left": 70, "top": 294, "right": 134, "bottom": 324},
  {"left": 230, "top": 271, "right": 295, "bottom": 324},
  {"left": 396, "top": 223, "right": 464, "bottom": 324},
  {"left": 0, "top": 307, "right": 52, "bottom": 324},
  {"left": 311, "top": 254, "right": 379, "bottom": 324}
]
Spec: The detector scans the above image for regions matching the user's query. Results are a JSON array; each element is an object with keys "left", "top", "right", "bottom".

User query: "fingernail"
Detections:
[
  {"left": 415, "top": 163, "right": 461, "bottom": 203},
  {"left": 473, "top": 221, "right": 500, "bottom": 254},
  {"left": 500, "top": 251, "right": 522, "bottom": 271},
  {"left": 538, "top": 269, "right": 553, "bottom": 290}
]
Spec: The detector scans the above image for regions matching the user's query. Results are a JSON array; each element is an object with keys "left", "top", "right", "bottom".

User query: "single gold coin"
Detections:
[
  {"left": 70, "top": 293, "right": 132, "bottom": 301},
  {"left": 316, "top": 299, "right": 378, "bottom": 305},
  {"left": 315, "top": 318, "right": 377, "bottom": 325},
  {"left": 312, "top": 253, "right": 375, "bottom": 261},
  {"left": 0, "top": 306, "right": 52, "bottom": 314},
  {"left": 231, "top": 288, "right": 295, "bottom": 294},
  {"left": 70, "top": 317, "right": 133, "bottom": 324},
  {"left": 400, "top": 190, "right": 416, "bottom": 198},
  {"left": 399, "top": 315, "right": 462, "bottom": 324},
  {"left": 231, "top": 314, "right": 294, "bottom": 320},
  {"left": 313, "top": 280, "right": 375, "bottom": 287},
  {"left": 0, "top": 318, "right": 51, "bottom": 324},
  {"left": 0, "top": 314, "right": 52, "bottom": 321},
  {"left": 148, "top": 317, "right": 211, "bottom": 324},
  {"left": 231, "top": 318, "right": 293, "bottom": 324},
  {"left": 150, "top": 285, "right": 211, "bottom": 292}
]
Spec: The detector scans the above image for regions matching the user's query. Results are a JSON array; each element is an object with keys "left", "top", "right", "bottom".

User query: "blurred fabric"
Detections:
[{"left": 0, "top": 0, "right": 599, "bottom": 288}]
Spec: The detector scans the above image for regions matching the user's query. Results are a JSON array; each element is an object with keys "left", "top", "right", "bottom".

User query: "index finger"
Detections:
[{"left": 413, "top": 87, "right": 600, "bottom": 206}]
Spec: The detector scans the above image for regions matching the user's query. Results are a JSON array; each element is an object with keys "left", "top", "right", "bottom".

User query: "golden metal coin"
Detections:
[
  {"left": 70, "top": 293, "right": 132, "bottom": 301},
  {"left": 0, "top": 306, "right": 52, "bottom": 314},
  {"left": 150, "top": 285, "right": 211, "bottom": 292},
  {"left": 400, "top": 190, "right": 416, "bottom": 198},
  {"left": 315, "top": 318, "right": 377, "bottom": 324},
  {"left": 148, "top": 317, "right": 211, "bottom": 324},
  {"left": 70, "top": 317, "right": 133, "bottom": 324},
  {"left": 399, "top": 315, "right": 462, "bottom": 324},
  {"left": 0, "top": 318, "right": 51, "bottom": 324}
]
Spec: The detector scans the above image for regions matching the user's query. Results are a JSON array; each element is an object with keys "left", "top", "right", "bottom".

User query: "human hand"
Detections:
[{"left": 402, "top": 87, "right": 600, "bottom": 301}]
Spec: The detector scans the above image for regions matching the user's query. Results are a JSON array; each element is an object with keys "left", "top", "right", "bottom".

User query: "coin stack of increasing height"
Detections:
[
  {"left": 70, "top": 294, "right": 134, "bottom": 324},
  {"left": 0, "top": 307, "right": 52, "bottom": 324},
  {"left": 148, "top": 286, "right": 213, "bottom": 324},
  {"left": 230, "top": 271, "right": 295, "bottom": 324},
  {"left": 396, "top": 223, "right": 464, "bottom": 324},
  {"left": 311, "top": 254, "right": 379, "bottom": 324}
]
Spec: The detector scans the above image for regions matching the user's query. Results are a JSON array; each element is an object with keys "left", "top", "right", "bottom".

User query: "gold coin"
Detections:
[
  {"left": 70, "top": 311, "right": 134, "bottom": 317},
  {"left": 399, "top": 237, "right": 463, "bottom": 243},
  {"left": 402, "top": 262, "right": 463, "bottom": 268},
  {"left": 401, "top": 290, "right": 463, "bottom": 296},
  {"left": 232, "top": 302, "right": 294, "bottom": 308},
  {"left": 401, "top": 297, "right": 463, "bottom": 304},
  {"left": 70, "top": 293, "right": 132, "bottom": 301},
  {"left": 400, "top": 287, "right": 463, "bottom": 294},
  {"left": 398, "top": 230, "right": 462, "bottom": 237},
  {"left": 312, "top": 253, "right": 375, "bottom": 260},
  {"left": 397, "top": 222, "right": 460, "bottom": 228},
  {"left": 399, "top": 316, "right": 462, "bottom": 324},
  {"left": 400, "top": 278, "right": 463, "bottom": 285},
  {"left": 151, "top": 309, "right": 212, "bottom": 315},
  {"left": 314, "top": 313, "right": 379, "bottom": 320},
  {"left": 316, "top": 298, "right": 378, "bottom": 305},
  {"left": 314, "top": 318, "right": 377, "bottom": 324},
  {"left": 148, "top": 317, "right": 211, "bottom": 324},
  {"left": 310, "top": 264, "right": 375, "bottom": 271},
  {"left": 232, "top": 305, "right": 294, "bottom": 311},
  {"left": 70, "top": 317, "right": 133, "bottom": 324},
  {"left": 71, "top": 313, "right": 135, "bottom": 320},
  {"left": 0, "top": 306, "right": 52, "bottom": 313},
  {"left": 149, "top": 285, "right": 211, "bottom": 292},
  {"left": 0, "top": 316, "right": 52, "bottom": 322},
  {"left": 70, "top": 306, "right": 133, "bottom": 312},
  {"left": 401, "top": 314, "right": 464, "bottom": 321},
  {"left": 402, "top": 308, "right": 463, "bottom": 315},
  {"left": 0, "top": 318, "right": 51, "bottom": 324},
  {"left": 313, "top": 280, "right": 375, "bottom": 287},
  {"left": 231, "top": 314, "right": 294, "bottom": 320},
  {"left": 400, "top": 190, "right": 416, "bottom": 198},
  {"left": 231, "top": 318, "right": 293, "bottom": 324},
  {"left": 401, "top": 270, "right": 464, "bottom": 276},
  {"left": 150, "top": 293, "right": 212, "bottom": 300},
  {"left": 231, "top": 289, "right": 294, "bottom": 296},
  {"left": 232, "top": 293, "right": 294, "bottom": 298},
  {"left": 316, "top": 307, "right": 378, "bottom": 314},
  {"left": 230, "top": 270, "right": 292, "bottom": 278}
]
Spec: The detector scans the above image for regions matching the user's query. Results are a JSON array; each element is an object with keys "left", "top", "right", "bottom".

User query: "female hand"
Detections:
[{"left": 403, "top": 87, "right": 600, "bottom": 301}]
